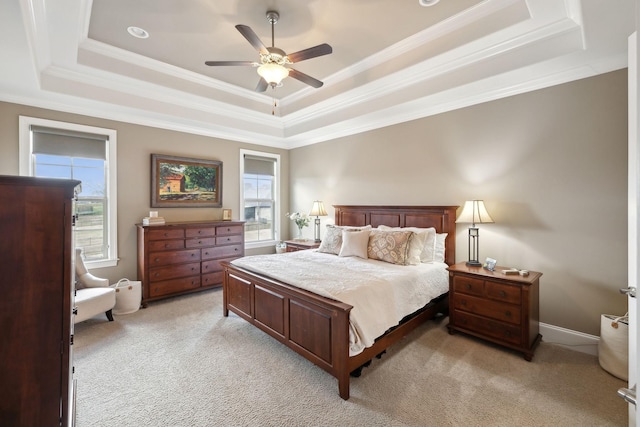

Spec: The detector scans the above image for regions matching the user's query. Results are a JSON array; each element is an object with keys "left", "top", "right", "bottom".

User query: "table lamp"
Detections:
[
  {"left": 456, "top": 200, "right": 494, "bottom": 267},
  {"left": 309, "top": 201, "right": 328, "bottom": 243}
]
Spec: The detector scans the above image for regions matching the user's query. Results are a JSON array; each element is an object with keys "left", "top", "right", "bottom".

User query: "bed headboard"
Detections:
[{"left": 333, "top": 205, "right": 458, "bottom": 266}]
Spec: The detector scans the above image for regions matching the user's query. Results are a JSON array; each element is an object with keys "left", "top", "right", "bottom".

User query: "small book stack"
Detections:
[{"left": 142, "top": 216, "right": 165, "bottom": 226}]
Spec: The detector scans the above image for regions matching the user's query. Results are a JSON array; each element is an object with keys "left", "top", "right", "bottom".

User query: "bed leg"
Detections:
[{"left": 338, "top": 375, "right": 350, "bottom": 400}]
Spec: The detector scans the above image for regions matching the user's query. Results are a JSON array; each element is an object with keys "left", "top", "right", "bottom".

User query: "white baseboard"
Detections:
[{"left": 540, "top": 322, "right": 599, "bottom": 356}]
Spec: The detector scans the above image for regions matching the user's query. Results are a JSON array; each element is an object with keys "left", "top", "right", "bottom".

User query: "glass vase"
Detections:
[{"left": 297, "top": 226, "right": 304, "bottom": 240}]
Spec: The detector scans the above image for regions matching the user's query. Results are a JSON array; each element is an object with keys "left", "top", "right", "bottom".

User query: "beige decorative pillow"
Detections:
[
  {"left": 367, "top": 230, "right": 414, "bottom": 265},
  {"left": 378, "top": 225, "right": 436, "bottom": 263},
  {"left": 318, "top": 224, "right": 372, "bottom": 255},
  {"left": 338, "top": 229, "right": 371, "bottom": 259}
]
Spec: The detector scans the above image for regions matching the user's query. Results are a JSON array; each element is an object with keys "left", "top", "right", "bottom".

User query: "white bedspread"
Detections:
[{"left": 231, "top": 250, "right": 449, "bottom": 356}]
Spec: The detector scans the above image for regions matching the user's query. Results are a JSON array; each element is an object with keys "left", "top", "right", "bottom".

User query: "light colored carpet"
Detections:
[{"left": 73, "top": 289, "right": 627, "bottom": 427}]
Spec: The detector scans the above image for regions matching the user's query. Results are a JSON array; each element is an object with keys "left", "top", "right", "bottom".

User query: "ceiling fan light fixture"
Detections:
[
  {"left": 418, "top": 0, "right": 440, "bottom": 6},
  {"left": 257, "top": 63, "right": 289, "bottom": 85}
]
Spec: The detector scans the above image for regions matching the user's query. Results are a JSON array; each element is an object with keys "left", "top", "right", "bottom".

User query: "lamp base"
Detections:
[{"left": 465, "top": 260, "right": 482, "bottom": 267}]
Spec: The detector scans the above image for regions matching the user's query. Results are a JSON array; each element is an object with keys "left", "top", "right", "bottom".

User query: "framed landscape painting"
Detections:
[{"left": 151, "top": 154, "right": 222, "bottom": 208}]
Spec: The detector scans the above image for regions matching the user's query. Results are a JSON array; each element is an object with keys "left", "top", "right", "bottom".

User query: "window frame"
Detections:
[
  {"left": 239, "top": 149, "right": 280, "bottom": 249},
  {"left": 19, "top": 116, "right": 118, "bottom": 268}
]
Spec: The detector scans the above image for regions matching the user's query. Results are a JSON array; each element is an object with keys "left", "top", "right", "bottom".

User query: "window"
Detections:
[
  {"left": 19, "top": 116, "right": 118, "bottom": 268},
  {"left": 240, "top": 149, "right": 280, "bottom": 248}
]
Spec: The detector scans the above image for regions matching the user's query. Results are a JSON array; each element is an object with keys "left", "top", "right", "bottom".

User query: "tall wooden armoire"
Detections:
[{"left": 0, "top": 175, "right": 80, "bottom": 426}]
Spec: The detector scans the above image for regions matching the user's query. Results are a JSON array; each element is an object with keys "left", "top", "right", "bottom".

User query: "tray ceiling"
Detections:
[{"left": 0, "top": 0, "right": 634, "bottom": 149}]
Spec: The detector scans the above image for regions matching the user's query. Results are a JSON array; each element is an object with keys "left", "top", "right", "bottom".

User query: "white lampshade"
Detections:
[
  {"left": 309, "top": 201, "right": 328, "bottom": 217},
  {"left": 257, "top": 63, "right": 289, "bottom": 85},
  {"left": 456, "top": 200, "right": 494, "bottom": 226}
]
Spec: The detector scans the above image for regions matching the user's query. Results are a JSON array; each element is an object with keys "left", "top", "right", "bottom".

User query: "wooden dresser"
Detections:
[
  {"left": 137, "top": 221, "right": 244, "bottom": 304},
  {"left": 0, "top": 175, "right": 79, "bottom": 426},
  {"left": 446, "top": 263, "right": 542, "bottom": 361}
]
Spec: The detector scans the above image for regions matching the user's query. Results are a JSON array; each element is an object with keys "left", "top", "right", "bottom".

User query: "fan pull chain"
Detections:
[{"left": 272, "top": 98, "right": 277, "bottom": 116}]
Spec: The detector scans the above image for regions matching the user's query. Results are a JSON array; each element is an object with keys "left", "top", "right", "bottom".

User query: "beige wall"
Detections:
[
  {"left": 0, "top": 102, "right": 289, "bottom": 281},
  {"left": 0, "top": 69, "right": 627, "bottom": 335},
  {"left": 290, "top": 70, "right": 628, "bottom": 336}
]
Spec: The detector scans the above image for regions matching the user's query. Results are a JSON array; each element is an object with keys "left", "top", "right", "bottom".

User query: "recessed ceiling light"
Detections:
[
  {"left": 418, "top": 0, "right": 440, "bottom": 6},
  {"left": 127, "top": 26, "right": 149, "bottom": 39}
]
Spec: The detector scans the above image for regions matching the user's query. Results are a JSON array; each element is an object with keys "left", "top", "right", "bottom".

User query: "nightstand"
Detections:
[
  {"left": 285, "top": 239, "right": 321, "bottom": 252},
  {"left": 446, "top": 262, "right": 542, "bottom": 361}
]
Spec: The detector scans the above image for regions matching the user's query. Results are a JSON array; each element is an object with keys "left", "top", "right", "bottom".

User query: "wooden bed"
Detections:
[{"left": 221, "top": 205, "right": 457, "bottom": 400}]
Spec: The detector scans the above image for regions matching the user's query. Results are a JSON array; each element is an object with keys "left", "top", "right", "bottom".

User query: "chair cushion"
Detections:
[{"left": 74, "top": 287, "right": 116, "bottom": 323}]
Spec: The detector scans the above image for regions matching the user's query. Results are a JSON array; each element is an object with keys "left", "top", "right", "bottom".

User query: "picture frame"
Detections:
[
  {"left": 483, "top": 257, "right": 497, "bottom": 271},
  {"left": 151, "top": 154, "right": 222, "bottom": 208},
  {"left": 222, "top": 209, "right": 232, "bottom": 221}
]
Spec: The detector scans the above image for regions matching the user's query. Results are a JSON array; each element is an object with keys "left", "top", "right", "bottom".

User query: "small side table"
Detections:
[
  {"left": 446, "top": 262, "right": 542, "bottom": 361},
  {"left": 285, "top": 240, "right": 320, "bottom": 252}
]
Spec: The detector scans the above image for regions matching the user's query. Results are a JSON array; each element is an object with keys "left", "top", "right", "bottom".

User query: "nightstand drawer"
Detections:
[
  {"left": 452, "top": 276, "right": 484, "bottom": 297},
  {"left": 452, "top": 293, "right": 521, "bottom": 325},
  {"left": 454, "top": 310, "right": 522, "bottom": 346},
  {"left": 485, "top": 280, "right": 521, "bottom": 305}
]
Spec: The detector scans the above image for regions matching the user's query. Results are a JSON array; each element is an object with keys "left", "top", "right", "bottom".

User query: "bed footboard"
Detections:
[{"left": 222, "top": 261, "right": 354, "bottom": 399}]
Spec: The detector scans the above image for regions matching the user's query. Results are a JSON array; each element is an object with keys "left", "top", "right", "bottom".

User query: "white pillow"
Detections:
[
  {"left": 434, "top": 233, "right": 447, "bottom": 263},
  {"left": 378, "top": 225, "right": 436, "bottom": 263},
  {"left": 338, "top": 229, "right": 371, "bottom": 259},
  {"left": 318, "top": 224, "right": 372, "bottom": 255}
]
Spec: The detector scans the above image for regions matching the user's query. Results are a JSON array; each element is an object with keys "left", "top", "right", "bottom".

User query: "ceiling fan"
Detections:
[{"left": 205, "top": 11, "right": 332, "bottom": 92}]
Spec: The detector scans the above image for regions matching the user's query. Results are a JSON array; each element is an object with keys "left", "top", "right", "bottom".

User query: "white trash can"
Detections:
[{"left": 112, "top": 278, "right": 142, "bottom": 315}]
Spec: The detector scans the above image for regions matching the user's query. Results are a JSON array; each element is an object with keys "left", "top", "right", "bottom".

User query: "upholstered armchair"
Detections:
[{"left": 73, "top": 248, "right": 116, "bottom": 324}]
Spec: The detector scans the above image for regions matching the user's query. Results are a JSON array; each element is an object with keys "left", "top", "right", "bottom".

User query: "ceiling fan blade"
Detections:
[
  {"left": 235, "top": 25, "right": 269, "bottom": 55},
  {"left": 288, "top": 69, "right": 323, "bottom": 88},
  {"left": 205, "top": 61, "right": 255, "bottom": 67},
  {"left": 255, "top": 78, "right": 268, "bottom": 93},
  {"left": 287, "top": 43, "right": 332, "bottom": 63}
]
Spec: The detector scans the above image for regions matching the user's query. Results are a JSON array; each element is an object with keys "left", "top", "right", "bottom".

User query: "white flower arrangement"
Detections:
[{"left": 286, "top": 212, "right": 310, "bottom": 229}]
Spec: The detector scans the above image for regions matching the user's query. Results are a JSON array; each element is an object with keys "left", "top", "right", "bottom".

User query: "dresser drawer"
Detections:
[
  {"left": 217, "top": 225, "right": 243, "bottom": 236},
  {"left": 202, "top": 259, "right": 225, "bottom": 274},
  {"left": 148, "top": 228, "right": 185, "bottom": 240},
  {"left": 148, "top": 239, "right": 185, "bottom": 251},
  {"left": 216, "top": 234, "right": 243, "bottom": 245},
  {"left": 452, "top": 293, "right": 521, "bottom": 325},
  {"left": 149, "top": 276, "right": 201, "bottom": 297},
  {"left": 202, "top": 244, "right": 243, "bottom": 260},
  {"left": 149, "top": 262, "right": 200, "bottom": 282},
  {"left": 485, "top": 280, "right": 521, "bottom": 305},
  {"left": 185, "top": 237, "right": 216, "bottom": 248},
  {"left": 454, "top": 310, "right": 522, "bottom": 346},
  {"left": 186, "top": 227, "right": 216, "bottom": 238},
  {"left": 202, "top": 271, "right": 223, "bottom": 287},
  {"left": 149, "top": 249, "right": 200, "bottom": 266},
  {"left": 452, "top": 275, "right": 484, "bottom": 297}
]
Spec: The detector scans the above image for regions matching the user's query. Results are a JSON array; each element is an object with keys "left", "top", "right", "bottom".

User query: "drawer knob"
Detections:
[
  {"left": 154, "top": 258, "right": 160, "bottom": 262},
  {"left": 505, "top": 311, "right": 512, "bottom": 317},
  {"left": 505, "top": 331, "right": 512, "bottom": 337},
  {"left": 466, "top": 284, "right": 472, "bottom": 290},
  {"left": 499, "top": 290, "right": 506, "bottom": 297},
  {"left": 460, "top": 300, "right": 467, "bottom": 306}
]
